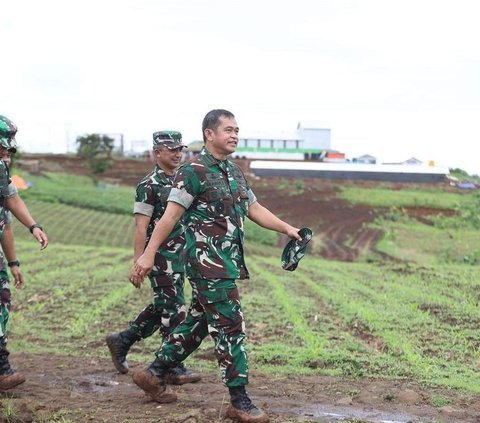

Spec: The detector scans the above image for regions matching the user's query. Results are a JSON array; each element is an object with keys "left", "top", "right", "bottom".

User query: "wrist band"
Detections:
[{"left": 29, "top": 223, "right": 43, "bottom": 233}]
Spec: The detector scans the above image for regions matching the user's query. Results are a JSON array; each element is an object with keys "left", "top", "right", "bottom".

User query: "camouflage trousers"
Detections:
[
  {"left": 0, "top": 253, "right": 10, "bottom": 349},
  {"left": 155, "top": 278, "right": 248, "bottom": 387},
  {"left": 129, "top": 273, "right": 186, "bottom": 340}
]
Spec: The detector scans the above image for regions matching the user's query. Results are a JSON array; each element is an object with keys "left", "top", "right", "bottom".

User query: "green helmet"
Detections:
[{"left": 0, "top": 115, "right": 18, "bottom": 153}]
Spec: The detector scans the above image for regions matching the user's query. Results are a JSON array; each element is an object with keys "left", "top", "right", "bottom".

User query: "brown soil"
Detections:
[
  {"left": 18, "top": 154, "right": 458, "bottom": 262},
  {"left": 7, "top": 155, "right": 476, "bottom": 423},
  {"left": 4, "top": 352, "right": 479, "bottom": 423}
]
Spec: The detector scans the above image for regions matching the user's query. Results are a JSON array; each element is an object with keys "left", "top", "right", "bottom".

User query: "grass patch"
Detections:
[
  {"left": 17, "top": 170, "right": 134, "bottom": 215},
  {"left": 339, "top": 186, "right": 473, "bottom": 209}
]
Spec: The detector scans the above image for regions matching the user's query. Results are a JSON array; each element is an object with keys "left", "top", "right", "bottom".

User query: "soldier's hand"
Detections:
[
  {"left": 32, "top": 228, "right": 48, "bottom": 250},
  {"left": 285, "top": 225, "right": 302, "bottom": 241},
  {"left": 133, "top": 253, "right": 154, "bottom": 280},
  {"left": 129, "top": 266, "right": 144, "bottom": 289},
  {"left": 10, "top": 266, "right": 25, "bottom": 289}
]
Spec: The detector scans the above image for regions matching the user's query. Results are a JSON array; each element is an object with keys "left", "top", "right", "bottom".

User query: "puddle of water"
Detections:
[
  {"left": 49, "top": 373, "right": 122, "bottom": 394},
  {"left": 296, "top": 404, "right": 437, "bottom": 423}
]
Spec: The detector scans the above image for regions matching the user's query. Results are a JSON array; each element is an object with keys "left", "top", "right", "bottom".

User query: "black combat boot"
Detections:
[
  {"left": 0, "top": 348, "right": 25, "bottom": 391},
  {"left": 131, "top": 358, "right": 177, "bottom": 403},
  {"left": 165, "top": 362, "right": 202, "bottom": 385},
  {"left": 226, "top": 386, "right": 269, "bottom": 423},
  {"left": 106, "top": 329, "right": 141, "bottom": 374}
]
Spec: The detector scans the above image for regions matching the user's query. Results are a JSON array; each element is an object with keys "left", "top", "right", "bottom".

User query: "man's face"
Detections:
[
  {"left": 205, "top": 116, "right": 239, "bottom": 156},
  {"left": 0, "top": 147, "right": 11, "bottom": 167},
  {"left": 154, "top": 146, "right": 184, "bottom": 174}
]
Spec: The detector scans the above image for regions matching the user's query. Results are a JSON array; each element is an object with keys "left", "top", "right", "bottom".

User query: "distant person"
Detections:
[
  {"left": 0, "top": 114, "right": 49, "bottom": 391},
  {"left": 106, "top": 130, "right": 200, "bottom": 385},
  {"left": 130, "top": 109, "right": 302, "bottom": 423}
]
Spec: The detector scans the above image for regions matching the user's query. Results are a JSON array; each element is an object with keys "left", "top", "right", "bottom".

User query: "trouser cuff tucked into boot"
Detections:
[{"left": 165, "top": 362, "right": 202, "bottom": 385}]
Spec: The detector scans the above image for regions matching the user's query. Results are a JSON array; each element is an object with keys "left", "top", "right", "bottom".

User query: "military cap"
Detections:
[
  {"left": 281, "top": 227, "right": 313, "bottom": 271},
  {"left": 152, "top": 130, "right": 187, "bottom": 150},
  {"left": 0, "top": 115, "right": 18, "bottom": 153}
]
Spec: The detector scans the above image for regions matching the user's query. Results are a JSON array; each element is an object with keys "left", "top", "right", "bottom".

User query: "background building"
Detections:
[{"left": 232, "top": 121, "right": 331, "bottom": 160}]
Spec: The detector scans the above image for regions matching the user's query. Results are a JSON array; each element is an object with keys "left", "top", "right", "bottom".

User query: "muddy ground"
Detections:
[
  {"left": 6, "top": 156, "right": 475, "bottom": 422},
  {"left": 3, "top": 352, "right": 480, "bottom": 423}
]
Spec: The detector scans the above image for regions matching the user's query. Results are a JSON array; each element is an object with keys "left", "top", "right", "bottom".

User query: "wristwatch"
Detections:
[
  {"left": 29, "top": 223, "right": 43, "bottom": 233},
  {"left": 8, "top": 260, "right": 20, "bottom": 267}
]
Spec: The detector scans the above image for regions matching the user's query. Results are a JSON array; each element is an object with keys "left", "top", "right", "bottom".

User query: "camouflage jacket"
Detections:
[
  {"left": 0, "top": 161, "right": 11, "bottom": 238},
  {"left": 168, "top": 147, "right": 257, "bottom": 280},
  {"left": 134, "top": 165, "right": 185, "bottom": 275}
]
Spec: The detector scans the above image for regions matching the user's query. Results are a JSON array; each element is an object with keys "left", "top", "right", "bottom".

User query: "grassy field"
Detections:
[
  {"left": 10, "top": 238, "right": 480, "bottom": 394},
  {"left": 7, "top": 172, "right": 480, "bottom": 396}
]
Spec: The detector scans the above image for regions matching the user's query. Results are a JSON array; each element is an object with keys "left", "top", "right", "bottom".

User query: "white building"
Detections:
[{"left": 232, "top": 121, "right": 331, "bottom": 160}]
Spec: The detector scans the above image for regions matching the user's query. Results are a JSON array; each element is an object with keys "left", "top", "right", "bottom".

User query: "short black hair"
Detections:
[{"left": 202, "top": 109, "right": 235, "bottom": 142}]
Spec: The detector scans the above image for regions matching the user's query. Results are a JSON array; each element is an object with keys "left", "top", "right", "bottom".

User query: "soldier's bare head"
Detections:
[{"left": 202, "top": 109, "right": 235, "bottom": 143}]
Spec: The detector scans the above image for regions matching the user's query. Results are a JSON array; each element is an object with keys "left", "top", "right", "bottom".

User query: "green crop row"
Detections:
[
  {"left": 339, "top": 185, "right": 473, "bottom": 209},
  {"left": 13, "top": 200, "right": 277, "bottom": 249},
  {"left": 16, "top": 170, "right": 135, "bottom": 215},
  {"left": 13, "top": 200, "right": 135, "bottom": 249}
]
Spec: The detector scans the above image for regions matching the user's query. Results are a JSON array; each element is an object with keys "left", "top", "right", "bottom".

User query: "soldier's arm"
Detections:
[
  {"left": 0, "top": 223, "right": 24, "bottom": 288},
  {"left": 5, "top": 194, "right": 48, "bottom": 249},
  {"left": 133, "top": 214, "right": 150, "bottom": 262},
  {"left": 132, "top": 201, "right": 185, "bottom": 281},
  {"left": 248, "top": 201, "right": 301, "bottom": 240}
]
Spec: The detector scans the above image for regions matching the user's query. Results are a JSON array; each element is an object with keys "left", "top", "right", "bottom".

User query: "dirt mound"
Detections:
[{"left": 248, "top": 176, "right": 452, "bottom": 262}]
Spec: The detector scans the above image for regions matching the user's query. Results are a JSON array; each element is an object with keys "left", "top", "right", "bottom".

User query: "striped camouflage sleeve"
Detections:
[
  {"left": 133, "top": 180, "right": 155, "bottom": 216},
  {"left": 168, "top": 187, "right": 194, "bottom": 209},
  {"left": 167, "top": 164, "right": 198, "bottom": 210}
]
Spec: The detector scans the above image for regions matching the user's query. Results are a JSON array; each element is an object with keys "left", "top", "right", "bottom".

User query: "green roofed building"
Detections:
[{"left": 232, "top": 121, "right": 331, "bottom": 161}]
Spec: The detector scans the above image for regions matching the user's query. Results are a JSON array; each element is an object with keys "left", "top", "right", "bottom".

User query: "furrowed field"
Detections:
[{"left": 3, "top": 168, "right": 480, "bottom": 423}]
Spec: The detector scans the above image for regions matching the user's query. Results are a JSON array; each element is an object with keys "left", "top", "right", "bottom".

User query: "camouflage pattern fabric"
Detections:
[
  {"left": 155, "top": 278, "right": 248, "bottom": 387},
  {"left": 134, "top": 165, "right": 186, "bottom": 287},
  {"left": 129, "top": 273, "right": 186, "bottom": 340},
  {"left": 0, "top": 161, "right": 10, "bottom": 210},
  {"left": 129, "top": 165, "right": 187, "bottom": 341},
  {"left": 0, "top": 263, "right": 9, "bottom": 348},
  {"left": 0, "top": 115, "right": 18, "bottom": 153},
  {"left": 168, "top": 147, "right": 257, "bottom": 280},
  {"left": 152, "top": 130, "right": 185, "bottom": 150},
  {"left": 0, "top": 160, "right": 11, "bottom": 347}
]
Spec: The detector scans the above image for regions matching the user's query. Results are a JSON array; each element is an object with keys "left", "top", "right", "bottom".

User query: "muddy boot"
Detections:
[
  {"left": 226, "top": 386, "right": 269, "bottom": 423},
  {"left": 165, "top": 363, "right": 202, "bottom": 385},
  {"left": 0, "top": 349, "right": 26, "bottom": 392},
  {"left": 131, "top": 359, "right": 177, "bottom": 403},
  {"left": 106, "top": 329, "right": 141, "bottom": 374}
]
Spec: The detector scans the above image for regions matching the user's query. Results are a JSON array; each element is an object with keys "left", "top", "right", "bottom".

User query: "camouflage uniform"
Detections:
[
  {"left": 130, "top": 165, "right": 187, "bottom": 339},
  {"left": 0, "top": 162, "right": 18, "bottom": 348},
  {"left": 154, "top": 147, "right": 257, "bottom": 387}
]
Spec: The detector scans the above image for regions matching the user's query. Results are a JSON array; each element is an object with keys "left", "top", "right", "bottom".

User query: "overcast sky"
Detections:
[{"left": 2, "top": 0, "right": 479, "bottom": 173}]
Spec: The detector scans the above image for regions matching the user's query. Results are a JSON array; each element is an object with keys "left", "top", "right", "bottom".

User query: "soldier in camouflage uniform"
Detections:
[
  {"left": 0, "top": 115, "right": 49, "bottom": 391},
  {"left": 130, "top": 109, "right": 301, "bottom": 423},
  {"left": 106, "top": 131, "right": 200, "bottom": 384}
]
